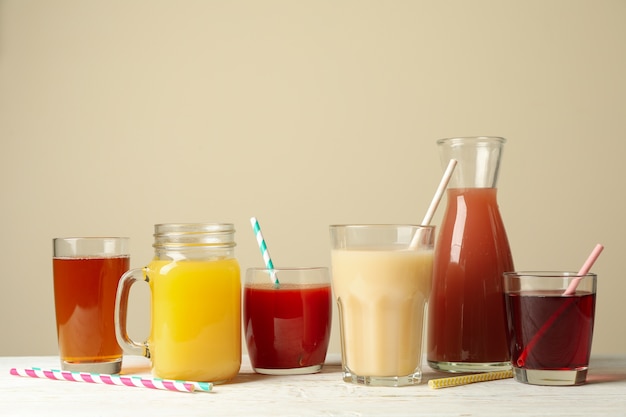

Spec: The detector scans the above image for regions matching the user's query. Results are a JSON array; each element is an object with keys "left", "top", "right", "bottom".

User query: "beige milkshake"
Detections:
[{"left": 331, "top": 247, "right": 434, "bottom": 382}]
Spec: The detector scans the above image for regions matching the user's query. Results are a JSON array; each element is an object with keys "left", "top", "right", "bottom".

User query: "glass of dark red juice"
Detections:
[
  {"left": 244, "top": 267, "right": 332, "bottom": 375},
  {"left": 503, "top": 271, "right": 597, "bottom": 386}
]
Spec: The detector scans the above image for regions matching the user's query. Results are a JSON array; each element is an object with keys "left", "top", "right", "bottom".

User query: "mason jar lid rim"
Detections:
[
  {"left": 153, "top": 223, "right": 235, "bottom": 237},
  {"left": 153, "top": 242, "right": 236, "bottom": 249},
  {"left": 154, "top": 222, "right": 234, "bottom": 229}
]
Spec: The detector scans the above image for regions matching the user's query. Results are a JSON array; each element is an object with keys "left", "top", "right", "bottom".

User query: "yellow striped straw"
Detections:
[{"left": 428, "top": 370, "right": 513, "bottom": 389}]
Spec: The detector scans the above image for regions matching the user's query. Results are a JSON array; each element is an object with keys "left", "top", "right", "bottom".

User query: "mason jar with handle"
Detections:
[{"left": 115, "top": 223, "right": 241, "bottom": 383}]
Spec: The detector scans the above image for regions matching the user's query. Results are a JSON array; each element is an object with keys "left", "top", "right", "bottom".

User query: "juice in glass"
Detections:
[
  {"left": 503, "top": 272, "right": 597, "bottom": 385},
  {"left": 244, "top": 281, "right": 331, "bottom": 373},
  {"left": 54, "top": 256, "right": 129, "bottom": 367},
  {"left": 427, "top": 188, "right": 513, "bottom": 370},
  {"left": 331, "top": 248, "right": 433, "bottom": 383},
  {"left": 148, "top": 258, "right": 241, "bottom": 382},
  {"left": 506, "top": 291, "right": 595, "bottom": 370}
]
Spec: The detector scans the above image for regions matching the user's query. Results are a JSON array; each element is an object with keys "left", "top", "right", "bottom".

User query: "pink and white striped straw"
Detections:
[{"left": 10, "top": 367, "right": 212, "bottom": 393}]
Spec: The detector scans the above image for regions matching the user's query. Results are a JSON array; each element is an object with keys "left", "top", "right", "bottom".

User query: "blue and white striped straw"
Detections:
[{"left": 250, "top": 217, "right": 279, "bottom": 286}]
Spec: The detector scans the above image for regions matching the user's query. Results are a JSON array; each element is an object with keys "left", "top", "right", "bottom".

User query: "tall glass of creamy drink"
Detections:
[{"left": 329, "top": 225, "right": 435, "bottom": 386}]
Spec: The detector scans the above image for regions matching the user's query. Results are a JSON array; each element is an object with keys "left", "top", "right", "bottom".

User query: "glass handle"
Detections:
[{"left": 114, "top": 267, "right": 150, "bottom": 359}]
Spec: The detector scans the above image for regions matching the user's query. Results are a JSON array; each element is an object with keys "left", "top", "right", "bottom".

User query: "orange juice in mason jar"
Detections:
[{"left": 115, "top": 223, "right": 241, "bottom": 383}]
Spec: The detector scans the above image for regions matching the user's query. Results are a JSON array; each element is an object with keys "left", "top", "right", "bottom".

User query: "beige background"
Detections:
[{"left": 1, "top": 0, "right": 624, "bottom": 358}]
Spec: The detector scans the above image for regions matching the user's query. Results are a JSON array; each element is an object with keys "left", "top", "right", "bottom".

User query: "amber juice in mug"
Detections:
[
  {"left": 54, "top": 257, "right": 129, "bottom": 364},
  {"left": 53, "top": 237, "right": 129, "bottom": 373}
]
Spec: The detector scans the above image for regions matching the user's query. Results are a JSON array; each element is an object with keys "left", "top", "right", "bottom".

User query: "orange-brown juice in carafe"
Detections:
[{"left": 427, "top": 188, "right": 513, "bottom": 367}]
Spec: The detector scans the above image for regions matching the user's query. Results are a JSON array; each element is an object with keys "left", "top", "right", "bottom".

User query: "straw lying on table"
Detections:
[
  {"left": 428, "top": 370, "right": 513, "bottom": 389},
  {"left": 10, "top": 367, "right": 212, "bottom": 393}
]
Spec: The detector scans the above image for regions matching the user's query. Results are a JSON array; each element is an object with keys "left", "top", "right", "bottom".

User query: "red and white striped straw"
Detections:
[{"left": 10, "top": 367, "right": 212, "bottom": 393}]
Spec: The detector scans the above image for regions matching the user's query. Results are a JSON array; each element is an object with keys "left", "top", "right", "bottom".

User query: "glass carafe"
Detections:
[{"left": 427, "top": 137, "right": 514, "bottom": 373}]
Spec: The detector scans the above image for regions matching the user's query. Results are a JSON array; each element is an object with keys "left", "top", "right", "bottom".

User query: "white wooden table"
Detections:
[{"left": 1, "top": 354, "right": 624, "bottom": 416}]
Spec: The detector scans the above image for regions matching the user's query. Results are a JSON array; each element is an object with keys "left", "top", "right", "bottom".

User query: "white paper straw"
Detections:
[
  {"left": 409, "top": 159, "right": 457, "bottom": 249},
  {"left": 421, "top": 158, "right": 457, "bottom": 226}
]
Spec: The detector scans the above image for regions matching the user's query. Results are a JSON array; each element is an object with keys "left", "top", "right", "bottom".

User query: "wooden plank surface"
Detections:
[{"left": 1, "top": 355, "right": 624, "bottom": 416}]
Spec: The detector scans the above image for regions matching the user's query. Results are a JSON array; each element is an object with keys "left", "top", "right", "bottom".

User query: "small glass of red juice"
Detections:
[
  {"left": 503, "top": 271, "right": 597, "bottom": 386},
  {"left": 244, "top": 267, "right": 332, "bottom": 375}
]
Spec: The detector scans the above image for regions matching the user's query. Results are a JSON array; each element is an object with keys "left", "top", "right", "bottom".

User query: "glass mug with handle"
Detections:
[{"left": 115, "top": 223, "right": 241, "bottom": 383}]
